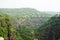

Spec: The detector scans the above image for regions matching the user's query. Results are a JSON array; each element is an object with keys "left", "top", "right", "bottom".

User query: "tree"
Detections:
[{"left": 0, "top": 14, "right": 15, "bottom": 40}]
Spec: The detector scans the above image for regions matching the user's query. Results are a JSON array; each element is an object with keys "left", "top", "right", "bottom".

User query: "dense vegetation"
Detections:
[
  {"left": 0, "top": 13, "right": 34, "bottom": 40},
  {"left": 0, "top": 8, "right": 60, "bottom": 40},
  {"left": 0, "top": 14, "right": 16, "bottom": 40},
  {"left": 37, "top": 14, "right": 60, "bottom": 40}
]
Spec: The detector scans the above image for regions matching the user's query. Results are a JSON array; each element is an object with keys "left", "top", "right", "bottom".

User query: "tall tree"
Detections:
[{"left": 0, "top": 14, "right": 15, "bottom": 40}]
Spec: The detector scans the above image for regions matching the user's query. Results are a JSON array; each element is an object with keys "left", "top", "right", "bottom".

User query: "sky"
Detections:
[{"left": 0, "top": 0, "right": 60, "bottom": 12}]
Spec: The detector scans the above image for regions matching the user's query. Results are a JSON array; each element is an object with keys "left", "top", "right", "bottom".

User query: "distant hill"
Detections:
[{"left": 0, "top": 8, "right": 56, "bottom": 25}]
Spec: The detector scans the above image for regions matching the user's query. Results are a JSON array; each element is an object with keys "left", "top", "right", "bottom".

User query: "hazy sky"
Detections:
[{"left": 0, "top": 0, "right": 60, "bottom": 11}]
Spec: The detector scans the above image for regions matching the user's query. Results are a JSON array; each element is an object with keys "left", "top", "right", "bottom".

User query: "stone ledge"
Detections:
[{"left": 0, "top": 37, "right": 4, "bottom": 40}]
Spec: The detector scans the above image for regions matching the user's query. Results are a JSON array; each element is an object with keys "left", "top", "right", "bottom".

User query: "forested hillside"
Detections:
[
  {"left": 0, "top": 8, "right": 55, "bottom": 25},
  {"left": 37, "top": 14, "right": 60, "bottom": 40},
  {"left": 0, "top": 8, "right": 59, "bottom": 40}
]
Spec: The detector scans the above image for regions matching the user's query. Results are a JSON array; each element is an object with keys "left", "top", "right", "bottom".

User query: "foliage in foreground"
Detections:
[{"left": 0, "top": 13, "right": 34, "bottom": 40}]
